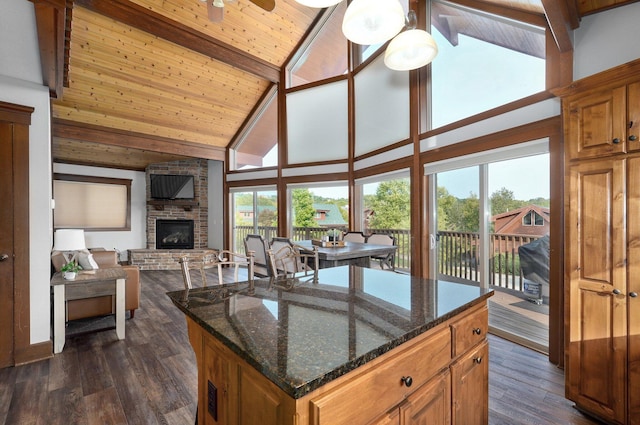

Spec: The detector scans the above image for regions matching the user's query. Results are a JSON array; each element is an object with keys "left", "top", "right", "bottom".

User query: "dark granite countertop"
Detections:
[{"left": 167, "top": 265, "right": 493, "bottom": 399}]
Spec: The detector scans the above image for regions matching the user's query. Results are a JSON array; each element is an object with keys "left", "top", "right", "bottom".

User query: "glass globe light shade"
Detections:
[
  {"left": 342, "top": 0, "right": 405, "bottom": 45},
  {"left": 384, "top": 29, "right": 438, "bottom": 71},
  {"left": 294, "top": 0, "right": 343, "bottom": 7}
]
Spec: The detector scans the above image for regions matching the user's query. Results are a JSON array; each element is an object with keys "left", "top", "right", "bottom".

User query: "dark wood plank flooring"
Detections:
[{"left": 0, "top": 269, "right": 602, "bottom": 425}]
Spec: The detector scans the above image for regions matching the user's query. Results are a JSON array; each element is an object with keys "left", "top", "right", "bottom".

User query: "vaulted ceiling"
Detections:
[{"left": 31, "top": 0, "right": 638, "bottom": 171}]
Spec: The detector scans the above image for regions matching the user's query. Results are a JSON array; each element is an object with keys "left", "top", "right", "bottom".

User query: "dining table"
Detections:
[{"left": 295, "top": 239, "right": 397, "bottom": 269}]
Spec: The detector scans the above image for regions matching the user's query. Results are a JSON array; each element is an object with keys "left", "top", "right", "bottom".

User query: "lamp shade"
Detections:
[
  {"left": 294, "top": 0, "right": 342, "bottom": 8},
  {"left": 342, "top": 0, "right": 405, "bottom": 45},
  {"left": 384, "top": 29, "right": 438, "bottom": 71},
  {"left": 53, "top": 229, "right": 86, "bottom": 252}
]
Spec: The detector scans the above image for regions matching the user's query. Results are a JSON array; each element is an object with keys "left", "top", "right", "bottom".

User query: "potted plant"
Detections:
[
  {"left": 61, "top": 262, "right": 82, "bottom": 280},
  {"left": 327, "top": 229, "right": 341, "bottom": 242}
]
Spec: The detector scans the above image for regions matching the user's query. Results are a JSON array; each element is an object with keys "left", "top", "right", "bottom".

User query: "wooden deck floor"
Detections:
[
  {"left": 0, "top": 269, "right": 597, "bottom": 425},
  {"left": 488, "top": 288, "right": 550, "bottom": 354}
]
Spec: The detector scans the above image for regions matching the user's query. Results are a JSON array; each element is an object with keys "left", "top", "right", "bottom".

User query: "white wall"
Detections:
[
  {"left": 53, "top": 164, "right": 147, "bottom": 260},
  {"left": 208, "top": 160, "right": 224, "bottom": 249},
  {"left": 1, "top": 1, "right": 52, "bottom": 344},
  {"left": 574, "top": 2, "right": 640, "bottom": 80}
]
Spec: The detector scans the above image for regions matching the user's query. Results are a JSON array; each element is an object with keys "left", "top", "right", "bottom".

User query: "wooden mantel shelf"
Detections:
[{"left": 147, "top": 199, "right": 199, "bottom": 211}]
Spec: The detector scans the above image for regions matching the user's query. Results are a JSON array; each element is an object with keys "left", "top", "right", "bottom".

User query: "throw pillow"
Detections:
[{"left": 77, "top": 251, "right": 99, "bottom": 270}]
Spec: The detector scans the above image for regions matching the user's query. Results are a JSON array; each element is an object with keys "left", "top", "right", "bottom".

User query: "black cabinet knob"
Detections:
[
  {"left": 612, "top": 138, "right": 621, "bottom": 144},
  {"left": 401, "top": 376, "right": 413, "bottom": 387},
  {"left": 474, "top": 357, "right": 483, "bottom": 364},
  {"left": 473, "top": 328, "right": 482, "bottom": 335},
  {"left": 630, "top": 135, "right": 638, "bottom": 141}
]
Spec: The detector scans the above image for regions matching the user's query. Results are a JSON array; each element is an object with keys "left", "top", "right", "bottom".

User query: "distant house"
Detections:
[
  {"left": 313, "top": 203, "right": 347, "bottom": 227},
  {"left": 236, "top": 205, "right": 276, "bottom": 221},
  {"left": 491, "top": 205, "right": 550, "bottom": 237}
]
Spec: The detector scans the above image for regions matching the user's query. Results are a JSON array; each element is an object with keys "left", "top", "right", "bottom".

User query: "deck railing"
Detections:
[
  {"left": 234, "top": 226, "right": 412, "bottom": 271},
  {"left": 437, "top": 231, "right": 542, "bottom": 291}
]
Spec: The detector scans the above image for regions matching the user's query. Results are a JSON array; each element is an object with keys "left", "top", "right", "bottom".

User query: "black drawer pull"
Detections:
[
  {"left": 474, "top": 357, "right": 483, "bottom": 364},
  {"left": 401, "top": 376, "right": 413, "bottom": 387},
  {"left": 473, "top": 328, "right": 482, "bottom": 335}
]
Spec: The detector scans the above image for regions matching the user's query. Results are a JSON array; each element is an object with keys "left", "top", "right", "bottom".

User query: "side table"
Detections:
[{"left": 50, "top": 267, "right": 127, "bottom": 353}]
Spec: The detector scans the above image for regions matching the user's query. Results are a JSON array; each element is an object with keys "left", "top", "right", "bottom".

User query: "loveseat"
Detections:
[{"left": 51, "top": 249, "right": 141, "bottom": 321}]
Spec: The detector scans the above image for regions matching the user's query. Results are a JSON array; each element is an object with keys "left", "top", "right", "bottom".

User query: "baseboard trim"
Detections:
[{"left": 14, "top": 340, "right": 53, "bottom": 365}]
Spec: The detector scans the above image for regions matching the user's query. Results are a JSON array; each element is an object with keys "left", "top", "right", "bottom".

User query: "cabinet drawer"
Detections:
[
  {"left": 450, "top": 306, "right": 488, "bottom": 358},
  {"left": 309, "top": 327, "right": 451, "bottom": 425}
]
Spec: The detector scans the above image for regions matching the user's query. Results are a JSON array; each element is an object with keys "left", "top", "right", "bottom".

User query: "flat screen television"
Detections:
[{"left": 150, "top": 174, "right": 195, "bottom": 200}]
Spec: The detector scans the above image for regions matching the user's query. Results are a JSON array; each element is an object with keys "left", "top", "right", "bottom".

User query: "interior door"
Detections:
[{"left": 0, "top": 121, "right": 15, "bottom": 368}]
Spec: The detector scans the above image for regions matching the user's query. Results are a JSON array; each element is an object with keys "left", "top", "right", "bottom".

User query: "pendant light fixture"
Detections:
[
  {"left": 384, "top": 10, "right": 438, "bottom": 71},
  {"left": 342, "top": 0, "right": 405, "bottom": 46}
]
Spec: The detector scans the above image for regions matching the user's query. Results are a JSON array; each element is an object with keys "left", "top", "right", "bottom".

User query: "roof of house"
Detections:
[{"left": 491, "top": 204, "right": 550, "bottom": 233}]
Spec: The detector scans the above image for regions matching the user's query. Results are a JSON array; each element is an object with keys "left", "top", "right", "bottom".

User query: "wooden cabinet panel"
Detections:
[
  {"left": 203, "top": 338, "right": 231, "bottom": 425},
  {"left": 236, "top": 363, "right": 293, "bottom": 425},
  {"left": 310, "top": 327, "right": 451, "bottom": 425},
  {"left": 567, "top": 86, "right": 627, "bottom": 159},
  {"left": 451, "top": 341, "right": 488, "bottom": 425},
  {"left": 399, "top": 369, "right": 451, "bottom": 425},
  {"left": 451, "top": 306, "right": 488, "bottom": 358},
  {"left": 567, "top": 159, "right": 627, "bottom": 424},
  {"left": 627, "top": 156, "right": 640, "bottom": 425},
  {"left": 627, "top": 82, "right": 640, "bottom": 152}
]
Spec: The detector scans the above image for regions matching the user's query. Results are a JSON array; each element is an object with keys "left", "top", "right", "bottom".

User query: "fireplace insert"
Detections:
[{"left": 156, "top": 219, "right": 194, "bottom": 249}]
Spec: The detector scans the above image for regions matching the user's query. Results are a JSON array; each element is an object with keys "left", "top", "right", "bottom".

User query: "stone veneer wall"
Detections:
[{"left": 129, "top": 159, "right": 210, "bottom": 270}]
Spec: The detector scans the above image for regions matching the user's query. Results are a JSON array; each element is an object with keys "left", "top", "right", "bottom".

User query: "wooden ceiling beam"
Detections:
[
  {"left": 30, "top": 0, "right": 70, "bottom": 99},
  {"left": 53, "top": 118, "right": 226, "bottom": 161},
  {"left": 541, "top": 0, "right": 576, "bottom": 53},
  {"left": 74, "top": 0, "right": 280, "bottom": 83}
]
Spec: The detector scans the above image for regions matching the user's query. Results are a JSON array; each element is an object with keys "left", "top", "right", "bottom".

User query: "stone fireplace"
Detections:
[{"left": 128, "top": 159, "right": 215, "bottom": 270}]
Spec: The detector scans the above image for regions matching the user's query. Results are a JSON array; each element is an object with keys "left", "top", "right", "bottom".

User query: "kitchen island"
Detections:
[{"left": 167, "top": 265, "right": 493, "bottom": 425}]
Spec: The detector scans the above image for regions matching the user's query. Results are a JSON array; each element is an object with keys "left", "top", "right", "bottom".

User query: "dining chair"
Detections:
[
  {"left": 366, "top": 233, "right": 396, "bottom": 270},
  {"left": 179, "top": 250, "right": 254, "bottom": 289},
  {"left": 244, "top": 234, "right": 271, "bottom": 277},
  {"left": 342, "top": 231, "right": 366, "bottom": 243},
  {"left": 267, "top": 243, "right": 319, "bottom": 280}
]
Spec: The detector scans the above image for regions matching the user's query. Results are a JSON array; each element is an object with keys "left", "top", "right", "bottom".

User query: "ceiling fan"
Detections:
[{"left": 200, "top": 0, "right": 275, "bottom": 22}]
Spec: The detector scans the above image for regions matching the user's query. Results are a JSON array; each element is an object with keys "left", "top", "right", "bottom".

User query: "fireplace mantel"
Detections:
[{"left": 147, "top": 200, "right": 199, "bottom": 211}]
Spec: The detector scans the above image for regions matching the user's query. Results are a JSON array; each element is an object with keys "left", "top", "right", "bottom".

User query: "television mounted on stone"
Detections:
[{"left": 150, "top": 174, "right": 195, "bottom": 200}]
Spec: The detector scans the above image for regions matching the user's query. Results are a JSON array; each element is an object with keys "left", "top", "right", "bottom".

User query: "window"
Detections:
[
  {"left": 287, "top": 2, "right": 348, "bottom": 88},
  {"left": 287, "top": 182, "right": 348, "bottom": 240},
  {"left": 523, "top": 211, "right": 544, "bottom": 226},
  {"left": 430, "top": 0, "right": 546, "bottom": 129},
  {"left": 230, "top": 87, "right": 278, "bottom": 171},
  {"left": 53, "top": 174, "right": 131, "bottom": 231},
  {"left": 356, "top": 171, "right": 411, "bottom": 271},
  {"left": 230, "top": 187, "right": 278, "bottom": 252}
]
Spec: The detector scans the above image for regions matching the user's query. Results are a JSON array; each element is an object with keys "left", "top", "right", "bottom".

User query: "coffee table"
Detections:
[{"left": 51, "top": 267, "right": 127, "bottom": 353}]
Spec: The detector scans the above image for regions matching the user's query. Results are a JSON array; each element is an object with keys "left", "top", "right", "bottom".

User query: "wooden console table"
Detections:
[{"left": 51, "top": 268, "right": 127, "bottom": 353}]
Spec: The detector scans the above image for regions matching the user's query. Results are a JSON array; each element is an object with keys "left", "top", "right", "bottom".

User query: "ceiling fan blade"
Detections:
[
  {"left": 207, "top": 1, "right": 224, "bottom": 21},
  {"left": 249, "top": 0, "right": 275, "bottom": 12}
]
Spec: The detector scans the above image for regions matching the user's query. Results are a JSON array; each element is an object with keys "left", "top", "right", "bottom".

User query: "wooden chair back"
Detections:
[{"left": 342, "top": 231, "right": 366, "bottom": 243}]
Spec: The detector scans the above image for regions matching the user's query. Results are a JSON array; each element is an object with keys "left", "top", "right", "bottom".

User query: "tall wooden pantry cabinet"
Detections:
[{"left": 556, "top": 59, "right": 640, "bottom": 425}]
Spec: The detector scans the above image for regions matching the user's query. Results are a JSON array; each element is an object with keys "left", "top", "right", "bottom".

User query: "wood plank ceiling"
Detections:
[
  {"left": 49, "top": 0, "right": 319, "bottom": 170},
  {"left": 33, "top": 0, "right": 639, "bottom": 171}
]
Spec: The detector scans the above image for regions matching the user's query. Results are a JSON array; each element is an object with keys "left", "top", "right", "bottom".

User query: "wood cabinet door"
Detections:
[
  {"left": 399, "top": 369, "right": 451, "bottom": 425},
  {"left": 451, "top": 341, "right": 488, "bottom": 425},
  {"left": 566, "top": 160, "right": 627, "bottom": 424},
  {"left": 567, "top": 86, "right": 627, "bottom": 159},
  {"left": 627, "top": 156, "right": 640, "bottom": 425},
  {"left": 627, "top": 82, "right": 640, "bottom": 152}
]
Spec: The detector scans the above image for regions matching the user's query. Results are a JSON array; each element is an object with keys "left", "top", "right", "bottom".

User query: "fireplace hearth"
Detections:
[{"left": 156, "top": 219, "right": 194, "bottom": 249}]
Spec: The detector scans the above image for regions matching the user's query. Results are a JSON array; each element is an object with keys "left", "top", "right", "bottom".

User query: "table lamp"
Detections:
[{"left": 53, "top": 229, "right": 87, "bottom": 265}]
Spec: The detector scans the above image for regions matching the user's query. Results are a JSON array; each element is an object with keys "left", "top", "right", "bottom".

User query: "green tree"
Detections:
[
  {"left": 368, "top": 179, "right": 410, "bottom": 229},
  {"left": 257, "top": 209, "right": 277, "bottom": 227},
  {"left": 490, "top": 187, "right": 523, "bottom": 216},
  {"left": 292, "top": 188, "right": 316, "bottom": 227},
  {"left": 438, "top": 188, "right": 479, "bottom": 232}
]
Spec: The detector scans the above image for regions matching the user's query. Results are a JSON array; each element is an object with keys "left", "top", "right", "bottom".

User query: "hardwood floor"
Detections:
[{"left": 0, "top": 269, "right": 601, "bottom": 425}]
